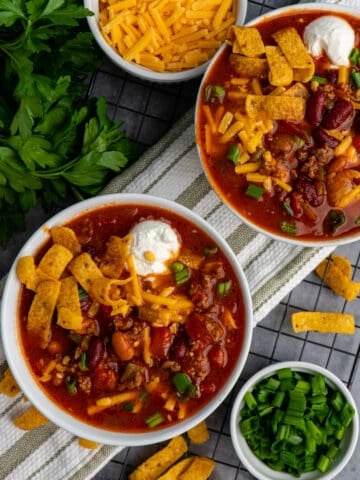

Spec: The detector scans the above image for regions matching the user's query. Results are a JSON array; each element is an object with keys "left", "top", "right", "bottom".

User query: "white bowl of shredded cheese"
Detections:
[{"left": 84, "top": 0, "right": 248, "bottom": 83}]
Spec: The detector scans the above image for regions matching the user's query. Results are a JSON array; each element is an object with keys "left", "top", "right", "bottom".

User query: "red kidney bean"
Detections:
[
  {"left": 307, "top": 90, "right": 327, "bottom": 126},
  {"left": 312, "top": 127, "right": 339, "bottom": 148},
  {"left": 322, "top": 98, "right": 354, "bottom": 130},
  {"left": 87, "top": 338, "right": 105, "bottom": 370},
  {"left": 295, "top": 176, "right": 324, "bottom": 207}
]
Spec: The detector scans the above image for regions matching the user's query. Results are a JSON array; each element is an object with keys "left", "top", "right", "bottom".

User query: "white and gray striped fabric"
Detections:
[{"left": 0, "top": 107, "right": 336, "bottom": 480}]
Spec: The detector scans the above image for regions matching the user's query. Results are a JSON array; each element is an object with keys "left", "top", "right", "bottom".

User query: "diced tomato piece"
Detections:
[
  {"left": 352, "top": 134, "right": 360, "bottom": 152},
  {"left": 93, "top": 367, "right": 118, "bottom": 391},
  {"left": 150, "top": 327, "right": 174, "bottom": 360}
]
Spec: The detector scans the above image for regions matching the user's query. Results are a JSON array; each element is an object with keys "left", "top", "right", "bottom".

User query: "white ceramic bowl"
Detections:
[
  {"left": 83, "top": 0, "right": 248, "bottom": 83},
  {"left": 1, "top": 193, "right": 253, "bottom": 446},
  {"left": 195, "top": 3, "right": 360, "bottom": 247},
  {"left": 230, "top": 361, "right": 359, "bottom": 480}
]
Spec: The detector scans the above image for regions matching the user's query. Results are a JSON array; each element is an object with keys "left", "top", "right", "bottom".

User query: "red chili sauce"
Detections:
[
  {"left": 196, "top": 10, "right": 360, "bottom": 241},
  {"left": 19, "top": 204, "right": 246, "bottom": 432}
]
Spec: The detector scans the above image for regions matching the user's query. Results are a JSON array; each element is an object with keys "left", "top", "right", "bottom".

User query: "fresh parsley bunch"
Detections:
[{"left": 0, "top": 0, "right": 141, "bottom": 248}]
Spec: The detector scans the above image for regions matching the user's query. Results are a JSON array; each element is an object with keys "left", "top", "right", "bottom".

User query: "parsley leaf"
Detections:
[{"left": 0, "top": 0, "right": 141, "bottom": 247}]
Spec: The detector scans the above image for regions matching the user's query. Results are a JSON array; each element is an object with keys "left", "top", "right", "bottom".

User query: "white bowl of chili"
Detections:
[
  {"left": 1, "top": 193, "right": 253, "bottom": 446},
  {"left": 230, "top": 361, "right": 359, "bottom": 480},
  {"left": 195, "top": 3, "right": 360, "bottom": 246},
  {"left": 83, "top": 0, "right": 248, "bottom": 83}
]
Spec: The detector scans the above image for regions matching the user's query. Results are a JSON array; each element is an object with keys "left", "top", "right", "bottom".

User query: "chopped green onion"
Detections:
[
  {"left": 138, "top": 390, "right": 149, "bottom": 402},
  {"left": 204, "top": 84, "right": 225, "bottom": 103},
  {"left": 78, "top": 286, "right": 88, "bottom": 301},
  {"left": 277, "top": 368, "right": 293, "bottom": 380},
  {"left": 355, "top": 216, "right": 360, "bottom": 225},
  {"left": 240, "top": 416, "right": 259, "bottom": 436},
  {"left": 264, "top": 377, "right": 280, "bottom": 392},
  {"left": 175, "top": 268, "right": 190, "bottom": 285},
  {"left": 282, "top": 201, "right": 294, "bottom": 217},
  {"left": 324, "top": 209, "right": 346, "bottom": 232},
  {"left": 170, "top": 261, "right": 185, "bottom": 272},
  {"left": 295, "top": 380, "right": 311, "bottom": 394},
  {"left": 351, "top": 70, "right": 360, "bottom": 88},
  {"left": 79, "top": 352, "right": 87, "bottom": 371},
  {"left": 170, "top": 262, "right": 190, "bottom": 285},
  {"left": 245, "top": 183, "right": 264, "bottom": 200},
  {"left": 172, "top": 372, "right": 193, "bottom": 394},
  {"left": 244, "top": 391, "right": 257, "bottom": 410},
  {"left": 311, "top": 75, "right": 327, "bottom": 85},
  {"left": 123, "top": 402, "right": 134, "bottom": 411},
  {"left": 349, "top": 47, "right": 360, "bottom": 65},
  {"left": 311, "top": 373, "right": 327, "bottom": 396},
  {"left": 203, "top": 246, "right": 217, "bottom": 256},
  {"left": 331, "top": 391, "right": 345, "bottom": 412},
  {"left": 227, "top": 144, "right": 241, "bottom": 164},
  {"left": 327, "top": 444, "right": 339, "bottom": 460},
  {"left": 217, "top": 279, "right": 231, "bottom": 296},
  {"left": 340, "top": 402, "right": 355, "bottom": 427},
  {"left": 238, "top": 368, "right": 354, "bottom": 476},
  {"left": 294, "top": 135, "right": 305, "bottom": 149},
  {"left": 145, "top": 412, "right": 164, "bottom": 428},
  {"left": 272, "top": 391, "right": 285, "bottom": 408},
  {"left": 65, "top": 377, "right": 77, "bottom": 395},
  {"left": 280, "top": 221, "right": 296, "bottom": 235},
  {"left": 317, "top": 454, "right": 330, "bottom": 473}
]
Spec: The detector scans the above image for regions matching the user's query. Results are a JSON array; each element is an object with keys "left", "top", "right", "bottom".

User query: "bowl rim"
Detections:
[
  {"left": 83, "top": 0, "right": 248, "bottom": 83},
  {"left": 195, "top": 2, "right": 360, "bottom": 248},
  {"left": 230, "top": 360, "right": 360, "bottom": 480},
  {"left": 1, "top": 192, "right": 253, "bottom": 446}
]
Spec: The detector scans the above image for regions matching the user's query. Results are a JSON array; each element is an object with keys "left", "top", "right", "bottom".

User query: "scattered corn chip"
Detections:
[
  {"left": 78, "top": 438, "right": 99, "bottom": 449},
  {"left": 292, "top": 312, "right": 355, "bottom": 334},
  {"left": 13, "top": 406, "right": 49, "bottom": 430},
  {"left": 157, "top": 458, "right": 193, "bottom": 480},
  {"left": 178, "top": 456, "right": 215, "bottom": 479},
  {"left": 0, "top": 368, "right": 20, "bottom": 397},
  {"left": 129, "top": 435, "right": 188, "bottom": 480},
  {"left": 187, "top": 421, "right": 210, "bottom": 444},
  {"left": 315, "top": 255, "right": 360, "bottom": 301}
]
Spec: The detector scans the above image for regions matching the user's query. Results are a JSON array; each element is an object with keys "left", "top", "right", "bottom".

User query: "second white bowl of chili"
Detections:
[
  {"left": 195, "top": 3, "right": 360, "bottom": 246},
  {"left": 1, "top": 193, "right": 253, "bottom": 446}
]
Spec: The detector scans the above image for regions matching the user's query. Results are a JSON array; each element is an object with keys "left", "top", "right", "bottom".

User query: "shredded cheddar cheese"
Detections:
[{"left": 99, "top": 0, "right": 236, "bottom": 72}]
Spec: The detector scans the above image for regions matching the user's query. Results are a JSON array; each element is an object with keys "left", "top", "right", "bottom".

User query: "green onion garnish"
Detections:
[
  {"left": 145, "top": 412, "right": 164, "bottom": 428},
  {"left": 280, "top": 221, "right": 296, "bottom": 235},
  {"left": 217, "top": 279, "right": 231, "bottom": 296},
  {"left": 355, "top": 216, "right": 360, "bottom": 225},
  {"left": 172, "top": 372, "right": 193, "bottom": 394},
  {"left": 204, "top": 84, "right": 225, "bottom": 103},
  {"left": 170, "top": 262, "right": 190, "bottom": 285},
  {"left": 311, "top": 75, "right": 327, "bottom": 85},
  {"left": 349, "top": 47, "right": 360, "bottom": 65},
  {"left": 245, "top": 183, "right": 264, "bottom": 200},
  {"left": 238, "top": 369, "right": 355, "bottom": 476},
  {"left": 65, "top": 377, "right": 77, "bottom": 395},
  {"left": 351, "top": 70, "right": 360, "bottom": 88},
  {"left": 79, "top": 352, "right": 87, "bottom": 371},
  {"left": 78, "top": 285, "right": 88, "bottom": 301},
  {"left": 282, "top": 201, "right": 294, "bottom": 217},
  {"left": 123, "top": 402, "right": 134, "bottom": 411},
  {"left": 227, "top": 144, "right": 241, "bottom": 164},
  {"left": 324, "top": 209, "right": 346, "bottom": 232},
  {"left": 204, "top": 246, "right": 218, "bottom": 256}
]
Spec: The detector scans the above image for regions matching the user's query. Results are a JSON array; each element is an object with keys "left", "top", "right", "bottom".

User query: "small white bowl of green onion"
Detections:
[{"left": 230, "top": 361, "right": 359, "bottom": 480}]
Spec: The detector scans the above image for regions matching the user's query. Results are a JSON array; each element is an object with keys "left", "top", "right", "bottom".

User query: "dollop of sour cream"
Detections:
[
  {"left": 129, "top": 220, "right": 180, "bottom": 276},
  {"left": 303, "top": 16, "right": 354, "bottom": 66}
]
